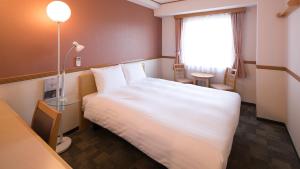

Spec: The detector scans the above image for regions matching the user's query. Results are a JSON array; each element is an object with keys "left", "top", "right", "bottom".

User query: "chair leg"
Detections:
[{"left": 205, "top": 79, "right": 209, "bottom": 87}]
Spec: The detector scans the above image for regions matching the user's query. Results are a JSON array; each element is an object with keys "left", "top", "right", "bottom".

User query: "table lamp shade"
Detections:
[
  {"left": 47, "top": 1, "right": 71, "bottom": 23},
  {"left": 73, "top": 41, "right": 85, "bottom": 52}
]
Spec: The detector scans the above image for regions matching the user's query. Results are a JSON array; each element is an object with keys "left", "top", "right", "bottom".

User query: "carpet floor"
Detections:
[{"left": 61, "top": 103, "right": 300, "bottom": 169}]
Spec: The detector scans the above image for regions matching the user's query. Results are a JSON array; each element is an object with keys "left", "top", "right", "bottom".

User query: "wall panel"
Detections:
[{"left": 0, "top": 0, "right": 162, "bottom": 78}]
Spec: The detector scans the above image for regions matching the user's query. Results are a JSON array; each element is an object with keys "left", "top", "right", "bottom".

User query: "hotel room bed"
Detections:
[{"left": 82, "top": 77, "right": 241, "bottom": 169}]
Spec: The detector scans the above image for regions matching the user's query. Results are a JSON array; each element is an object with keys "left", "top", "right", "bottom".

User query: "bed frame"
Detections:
[{"left": 78, "top": 73, "right": 97, "bottom": 130}]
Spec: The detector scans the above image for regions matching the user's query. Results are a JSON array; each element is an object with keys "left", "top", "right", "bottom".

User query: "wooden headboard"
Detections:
[
  {"left": 79, "top": 73, "right": 97, "bottom": 99},
  {"left": 78, "top": 72, "right": 96, "bottom": 130}
]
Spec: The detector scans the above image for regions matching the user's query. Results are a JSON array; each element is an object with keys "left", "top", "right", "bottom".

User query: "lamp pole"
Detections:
[
  {"left": 56, "top": 22, "right": 64, "bottom": 145},
  {"left": 56, "top": 22, "right": 61, "bottom": 104}
]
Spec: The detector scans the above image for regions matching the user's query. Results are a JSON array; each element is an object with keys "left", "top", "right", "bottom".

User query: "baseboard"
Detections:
[
  {"left": 256, "top": 117, "right": 285, "bottom": 126},
  {"left": 241, "top": 101, "right": 256, "bottom": 106}
]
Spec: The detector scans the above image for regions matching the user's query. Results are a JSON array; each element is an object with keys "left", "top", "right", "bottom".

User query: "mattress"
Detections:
[{"left": 83, "top": 78, "right": 241, "bottom": 169}]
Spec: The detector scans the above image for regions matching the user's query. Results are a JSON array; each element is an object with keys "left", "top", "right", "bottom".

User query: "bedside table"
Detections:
[{"left": 45, "top": 97, "right": 80, "bottom": 154}]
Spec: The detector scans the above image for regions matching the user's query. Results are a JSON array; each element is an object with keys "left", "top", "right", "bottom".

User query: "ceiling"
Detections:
[
  {"left": 151, "top": 0, "right": 184, "bottom": 4},
  {"left": 128, "top": 0, "right": 184, "bottom": 10}
]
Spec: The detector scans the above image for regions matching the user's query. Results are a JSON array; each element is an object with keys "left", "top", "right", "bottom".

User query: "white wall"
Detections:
[
  {"left": 162, "top": 16, "right": 176, "bottom": 56},
  {"left": 242, "top": 6, "right": 257, "bottom": 61},
  {"left": 287, "top": 75, "right": 300, "bottom": 156},
  {"left": 286, "top": 8, "right": 300, "bottom": 156},
  {"left": 161, "top": 6, "right": 257, "bottom": 103},
  {"left": 161, "top": 16, "right": 176, "bottom": 81},
  {"left": 256, "top": 69, "right": 287, "bottom": 121},
  {"left": 256, "top": 0, "right": 287, "bottom": 122},
  {"left": 161, "top": 58, "right": 175, "bottom": 80},
  {"left": 256, "top": 0, "right": 286, "bottom": 66},
  {"left": 0, "top": 59, "right": 162, "bottom": 133},
  {"left": 236, "top": 64, "right": 256, "bottom": 103},
  {"left": 236, "top": 6, "right": 257, "bottom": 103}
]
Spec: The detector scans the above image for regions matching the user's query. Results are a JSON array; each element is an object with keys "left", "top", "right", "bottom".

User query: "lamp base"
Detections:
[{"left": 56, "top": 136, "right": 72, "bottom": 154}]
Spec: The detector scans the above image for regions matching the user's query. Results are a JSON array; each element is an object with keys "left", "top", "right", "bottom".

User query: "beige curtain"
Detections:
[
  {"left": 231, "top": 12, "right": 247, "bottom": 78},
  {"left": 175, "top": 18, "right": 182, "bottom": 64}
]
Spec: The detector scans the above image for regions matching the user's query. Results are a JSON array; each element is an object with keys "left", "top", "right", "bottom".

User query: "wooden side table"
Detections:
[{"left": 191, "top": 72, "right": 215, "bottom": 87}]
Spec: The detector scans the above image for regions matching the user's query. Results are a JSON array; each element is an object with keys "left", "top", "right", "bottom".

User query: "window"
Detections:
[{"left": 181, "top": 14, "right": 235, "bottom": 81}]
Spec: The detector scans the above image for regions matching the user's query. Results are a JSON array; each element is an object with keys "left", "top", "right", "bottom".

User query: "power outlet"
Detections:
[{"left": 75, "top": 56, "right": 81, "bottom": 67}]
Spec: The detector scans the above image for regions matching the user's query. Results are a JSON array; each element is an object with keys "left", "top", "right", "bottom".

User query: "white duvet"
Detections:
[{"left": 83, "top": 78, "right": 241, "bottom": 169}]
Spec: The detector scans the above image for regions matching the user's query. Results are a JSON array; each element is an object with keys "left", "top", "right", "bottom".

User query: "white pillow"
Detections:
[
  {"left": 91, "top": 65, "right": 127, "bottom": 93},
  {"left": 122, "top": 62, "right": 146, "bottom": 84}
]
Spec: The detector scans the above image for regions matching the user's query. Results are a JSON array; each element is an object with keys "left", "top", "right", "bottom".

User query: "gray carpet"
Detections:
[{"left": 61, "top": 103, "right": 300, "bottom": 169}]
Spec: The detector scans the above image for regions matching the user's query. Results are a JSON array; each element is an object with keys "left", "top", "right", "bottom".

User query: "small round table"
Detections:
[
  {"left": 45, "top": 97, "right": 79, "bottom": 154},
  {"left": 191, "top": 72, "right": 215, "bottom": 87}
]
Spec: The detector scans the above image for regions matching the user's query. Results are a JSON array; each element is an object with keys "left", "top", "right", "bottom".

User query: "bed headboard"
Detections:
[{"left": 79, "top": 73, "right": 97, "bottom": 99}]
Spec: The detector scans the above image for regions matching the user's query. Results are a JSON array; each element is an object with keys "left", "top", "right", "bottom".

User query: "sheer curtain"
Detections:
[{"left": 181, "top": 14, "right": 235, "bottom": 82}]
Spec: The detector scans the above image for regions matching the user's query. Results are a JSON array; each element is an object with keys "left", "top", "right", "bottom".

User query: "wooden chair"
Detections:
[
  {"left": 31, "top": 100, "right": 61, "bottom": 150},
  {"left": 173, "top": 64, "right": 193, "bottom": 84},
  {"left": 210, "top": 68, "right": 237, "bottom": 91}
]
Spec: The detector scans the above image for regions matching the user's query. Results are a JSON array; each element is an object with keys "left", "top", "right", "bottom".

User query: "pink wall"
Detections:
[{"left": 0, "top": 0, "right": 162, "bottom": 79}]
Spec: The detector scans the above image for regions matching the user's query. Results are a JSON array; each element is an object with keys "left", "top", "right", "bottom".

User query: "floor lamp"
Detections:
[
  {"left": 46, "top": 0, "right": 71, "bottom": 101},
  {"left": 47, "top": 0, "right": 72, "bottom": 153}
]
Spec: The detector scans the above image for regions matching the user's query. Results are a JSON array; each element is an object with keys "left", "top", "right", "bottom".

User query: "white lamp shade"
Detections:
[
  {"left": 73, "top": 41, "right": 85, "bottom": 52},
  {"left": 47, "top": 1, "right": 71, "bottom": 22}
]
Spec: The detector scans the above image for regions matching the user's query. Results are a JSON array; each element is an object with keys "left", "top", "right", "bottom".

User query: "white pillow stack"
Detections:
[
  {"left": 121, "top": 63, "right": 146, "bottom": 84},
  {"left": 91, "top": 65, "right": 127, "bottom": 93},
  {"left": 91, "top": 63, "right": 147, "bottom": 94}
]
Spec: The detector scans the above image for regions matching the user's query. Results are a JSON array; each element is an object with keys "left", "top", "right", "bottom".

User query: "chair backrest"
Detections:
[
  {"left": 173, "top": 64, "right": 186, "bottom": 80},
  {"left": 31, "top": 100, "right": 61, "bottom": 150},
  {"left": 224, "top": 68, "right": 238, "bottom": 90}
]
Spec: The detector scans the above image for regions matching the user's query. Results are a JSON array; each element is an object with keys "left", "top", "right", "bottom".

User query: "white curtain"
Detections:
[{"left": 181, "top": 14, "right": 235, "bottom": 83}]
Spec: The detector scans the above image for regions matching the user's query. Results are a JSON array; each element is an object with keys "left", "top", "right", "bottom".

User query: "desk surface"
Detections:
[
  {"left": 191, "top": 72, "right": 215, "bottom": 78},
  {"left": 0, "top": 100, "right": 71, "bottom": 169}
]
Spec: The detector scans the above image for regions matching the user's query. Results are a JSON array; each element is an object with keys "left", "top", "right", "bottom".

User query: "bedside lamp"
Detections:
[{"left": 61, "top": 41, "right": 85, "bottom": 100}]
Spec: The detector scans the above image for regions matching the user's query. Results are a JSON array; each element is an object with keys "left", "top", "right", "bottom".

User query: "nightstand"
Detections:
[{"left": 45, "top": 97, "right": 80, "bottom": 154}]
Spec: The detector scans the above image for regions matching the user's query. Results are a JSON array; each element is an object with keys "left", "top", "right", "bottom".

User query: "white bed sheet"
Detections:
[{"left": 83, "top": 78, "right": 241, "bottom": 169}]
